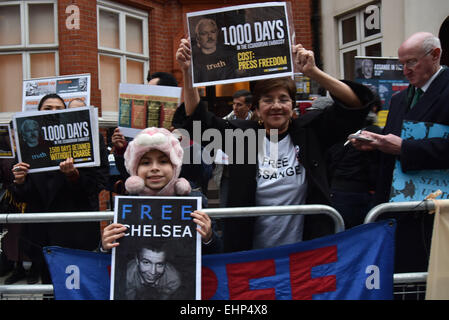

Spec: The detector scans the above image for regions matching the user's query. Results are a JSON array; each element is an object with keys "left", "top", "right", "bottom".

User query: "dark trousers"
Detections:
[{"left": 330, "top": 190, "right": 375, "bottom": 230}]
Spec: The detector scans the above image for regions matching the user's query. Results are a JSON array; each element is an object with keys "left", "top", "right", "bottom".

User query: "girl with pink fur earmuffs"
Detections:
[{"left": 101, "top": 127, "right": 221, "bottom": 253}]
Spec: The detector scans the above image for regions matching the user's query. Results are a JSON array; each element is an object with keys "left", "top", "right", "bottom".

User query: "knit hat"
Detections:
[{"left": 123, "top": 127, "right": 191, "bottom": 196}]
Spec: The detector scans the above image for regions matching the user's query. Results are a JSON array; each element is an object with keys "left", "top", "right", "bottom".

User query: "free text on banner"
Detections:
[
  {"left": 203, "top": 219, "right": 396, "bottom": 300},
  {"left": 44, "top": 219, "right": 395, "bottom": 300}
]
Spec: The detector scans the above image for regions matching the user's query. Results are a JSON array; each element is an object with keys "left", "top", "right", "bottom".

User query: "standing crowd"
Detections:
[{"left": 0, "top": 31, "right": 447, "bottom": 295}]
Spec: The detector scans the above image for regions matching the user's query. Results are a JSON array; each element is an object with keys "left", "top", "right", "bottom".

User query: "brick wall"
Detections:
[{"left": 58, "top": 0, "right": 101, "bottom": 114}]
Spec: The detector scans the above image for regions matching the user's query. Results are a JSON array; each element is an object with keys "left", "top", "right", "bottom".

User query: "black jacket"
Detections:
[
  {"left": 376, "top": 67, "right": 449, "bottom": 204},
  {"left": 10, "top": 168, "right": 101, "bottom": 251}
]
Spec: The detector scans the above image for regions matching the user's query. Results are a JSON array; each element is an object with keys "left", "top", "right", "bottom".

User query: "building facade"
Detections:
[
  {"left": 1, "top": 0, "right": 448, "bottom": 127},
  {"left": 320, "top": 0, "right": 449, "bottom": 80},
  {"left": 0, "top": 0, "right": 315, "bottom": 126}
]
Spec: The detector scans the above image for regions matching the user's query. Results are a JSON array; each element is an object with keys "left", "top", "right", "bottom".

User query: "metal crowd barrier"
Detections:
[
  {"left": 364, "top": 200, "right": 441, "bottom": 300},
  {"left": 364, "top": 200, "right": 436, "bottom": 224},
  {"left": 0, "top": 204, "right": 345, "bottom": 299}
]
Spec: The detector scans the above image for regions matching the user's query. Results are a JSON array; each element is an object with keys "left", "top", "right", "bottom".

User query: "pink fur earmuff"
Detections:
[{"left": 123, "top": 127, "right": 191, "bottom": 196}]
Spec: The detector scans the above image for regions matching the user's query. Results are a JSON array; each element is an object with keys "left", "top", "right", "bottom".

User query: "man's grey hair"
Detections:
[
  {"left": 195, "top": 18, "right": 217, "bottom": 36},
  {"left": 422, "top": 36, "right": 442, "bottom": 52}
]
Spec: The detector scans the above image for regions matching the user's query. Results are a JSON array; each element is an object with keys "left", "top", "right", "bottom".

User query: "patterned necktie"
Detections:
[{"left": 410, "top": 87, "right": 423, "bottom": 109}]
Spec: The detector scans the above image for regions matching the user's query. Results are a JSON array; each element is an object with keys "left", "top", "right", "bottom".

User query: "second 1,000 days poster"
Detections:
[{"left": 13, "top": 107, "right": 100, "bottom": 173}]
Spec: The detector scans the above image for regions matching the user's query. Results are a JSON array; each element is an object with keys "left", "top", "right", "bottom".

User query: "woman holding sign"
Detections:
[
  {"left": 175, "top": 39, "right": 376, "bottom": 252},
  {"left": 9, "top": 94, "right": 101, "bottom": 286}
]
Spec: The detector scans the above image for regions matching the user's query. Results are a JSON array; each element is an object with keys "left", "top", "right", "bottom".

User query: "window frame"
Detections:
[
  {"left": 0, "top": 0, "right": 59, "bottom": 121},
  {"left": 97, "top": 0, "right": 149, "bottom": 120},
  {"left": 337, "top": 2, "right": 382, "bottom": 79},
  {"left": 97, "top": 0, "right": 149, "bottom": 83},
  {"left": 0, "top": 1, "right": 59, "bottom": 51}
]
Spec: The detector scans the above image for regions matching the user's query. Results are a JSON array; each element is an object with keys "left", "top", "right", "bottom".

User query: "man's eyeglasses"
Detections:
[
  {"left": 402, "top": 49, "right": 434, "bottom": 69},
  {"left": 260, "top": 98, "right": 293, "bottom": 107}
]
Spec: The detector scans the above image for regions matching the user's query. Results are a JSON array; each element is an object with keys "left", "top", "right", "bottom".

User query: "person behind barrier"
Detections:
[
  {"left": 101, "top": 127, "right": 221, "bottom": 256},
  {"left": 112, "top": 72, "right": 213, "bottom": 196},
  {"left": 216, "top": 89, "right": 256, "bottom": 208},
  {"left": 326, "top": 96, "right": 382, "bottom": 229},
  {"left": 350, "top": 32, "right": 449, "bottom": 273},
  {"left": 175, "top": 38, "right": 376, "bottom": 252},
  {"left": 67, "top": 98, "right": 110, "bottom": 209},
  {"left": 223, "top": 90, "right": 254, "bottom": 121},
  {"left": 10, "top": 93, "right": 101, "bottom": 285}
]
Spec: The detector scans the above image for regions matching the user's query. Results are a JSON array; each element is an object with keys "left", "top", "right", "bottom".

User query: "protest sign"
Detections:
[
  {"left": 110, "top": 196, "right": 202, "bottom": 300},
  {"left": 12, "top": 106, "right": 100, "bottom": 173},
  {"left": 0, "top": 124, "right": 15, "bottom": 158},
  {"left": 118, "top": 83, "right": 182, "bottom": 138},
  {"left": 22, "top": 74, "right": 90, "bottom": 112},
  {"left": 354, "top": 57, "right": 409, "bottom": 127},
  {"left": 425, "top": 200, "right": 449, "bottom": 300},
  {"left": 187, "top": 2, "right": 294, "bottom": 87},
  {"left": 390, "top": 121, "right": 449, "bottom": 202}
]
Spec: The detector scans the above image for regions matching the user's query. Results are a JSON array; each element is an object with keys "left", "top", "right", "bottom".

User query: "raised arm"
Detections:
[
  {"left": 293, "top": 44, "right": 362, "bottom": 109},
  {"left": 176, "top": 38, "right": 200, "bottom": 116}
]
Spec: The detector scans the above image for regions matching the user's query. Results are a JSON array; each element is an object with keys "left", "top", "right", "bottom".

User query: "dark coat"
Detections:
[
  {"left": 10, "top": 168, "right": 101, "bottom": 251},
  {"left": 375, "top": 66, "right": 449, "bottom": 273},
  {"left": 176, "top": 80, "right": 375, "bottom": 252},
  {"left": 376, "top": 66, "right": 449, "bottom": 204}
]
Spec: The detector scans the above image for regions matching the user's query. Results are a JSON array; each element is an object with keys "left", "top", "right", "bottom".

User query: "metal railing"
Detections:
[
  {"left": 2, "top": 200, "right": 438, "bottom": 299},
  {"left": 0, "top": 204, "right": 345, "bottom": 233},
  {"left": 0, "top": 204, "right": 345, "bottom": 298},
  {"left": 364, "top": 200, "right": 442, "bottom": 300},
  {"left": 364, "top": 200, "right": 436, "bottom": 224}
]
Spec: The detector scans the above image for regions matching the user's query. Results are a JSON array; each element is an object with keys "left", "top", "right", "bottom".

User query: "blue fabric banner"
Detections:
[
  {"left": 44, "top": 220, "right": 395, "bottom": 300},
  {"left": 202, "top": 220, "right": 396, "bottom": 300},
  {"left": 43, "top": 246, "right": 111, "bottom": 300}
]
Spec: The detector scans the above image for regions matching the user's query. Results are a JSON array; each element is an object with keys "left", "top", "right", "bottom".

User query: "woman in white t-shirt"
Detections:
[{"left": 174, "top": 39, "right": 376, "bottom": 253}]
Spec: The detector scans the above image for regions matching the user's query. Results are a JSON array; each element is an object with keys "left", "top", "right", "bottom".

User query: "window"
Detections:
[
  {"left": 338, "top": 3, "right": 382, "bottom": 80},
  {"left": 97, "top": 0, "right": 149, "bottom": 113},
  {"left": 0, "top": 1, "right": 58, "bottom": 115}
]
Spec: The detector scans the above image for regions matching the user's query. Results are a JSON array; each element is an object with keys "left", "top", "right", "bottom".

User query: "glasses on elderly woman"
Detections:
[
  {"left": 401, "top": 48, "right": 434, "bottom": 69},
  {"left": 260, "top": 97, "right": 293, "bottom": 107}
]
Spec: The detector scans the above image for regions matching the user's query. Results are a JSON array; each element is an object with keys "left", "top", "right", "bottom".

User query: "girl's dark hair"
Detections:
[
  {"left": 38, "top": 93, "right": 66, "bottom": 110},
  {"left": 252, "top": 77, "right": 296, "bottom": 109}
]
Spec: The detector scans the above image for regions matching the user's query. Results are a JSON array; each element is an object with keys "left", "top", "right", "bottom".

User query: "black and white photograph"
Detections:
[
  {"left": 22, "top": 74, "right": 91, "bottom": 112},
  {"left": 111, "top": 196, "right": 202, "bottom": 300}
]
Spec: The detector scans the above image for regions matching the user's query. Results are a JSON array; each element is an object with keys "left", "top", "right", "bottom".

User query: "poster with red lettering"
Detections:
[
  {"left": 110, "top": 196, "right": 202, "bottom": 300},
  {"left": 187, "top": 2, "right": 294, "bottom": 87},
  {"left": 22, "top": 74, "right": 91, "bottom": 112},
  {"left": 12, "top": 106, "right": 100, "bottom": 173}
]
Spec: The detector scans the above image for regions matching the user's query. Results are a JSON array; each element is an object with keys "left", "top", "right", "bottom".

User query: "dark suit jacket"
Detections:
[
  {"left": 176, "top": 81, "right": 375, "bottom": 252},
  {"left": 376, "top": 66, "right": 449, "bottom": 204}
]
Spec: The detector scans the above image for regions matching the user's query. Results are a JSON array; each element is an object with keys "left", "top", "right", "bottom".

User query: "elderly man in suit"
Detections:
[{"left": 352, "top": 32, "right": 449, "bottom": 273}]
